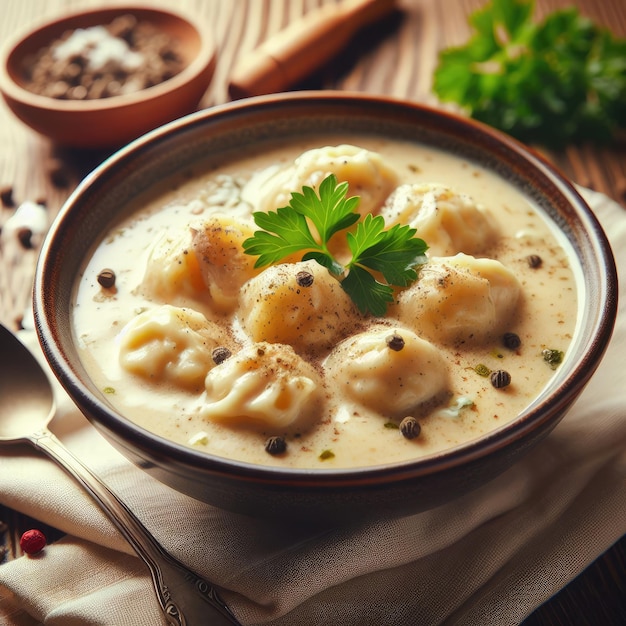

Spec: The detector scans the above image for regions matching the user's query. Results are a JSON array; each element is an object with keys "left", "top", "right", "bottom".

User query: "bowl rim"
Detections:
[
  {"left": 0, "top": 3, "right": 216, "bottom": 112},
  {"left": 33, "top": 91, "right": 619, "bottom": 487}
]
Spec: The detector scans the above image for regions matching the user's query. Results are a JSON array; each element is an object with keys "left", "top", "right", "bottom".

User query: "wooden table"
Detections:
[{"left": 1, "top": 1, "right": 624, "bottom": 624}]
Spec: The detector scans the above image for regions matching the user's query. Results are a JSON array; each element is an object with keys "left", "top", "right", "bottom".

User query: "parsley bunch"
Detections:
[
  {"left": 243, "top": 174, "right": 428, "bottom": 316},
  {"left": 433, "top": 0, "right": 626, "bottom": 146}
]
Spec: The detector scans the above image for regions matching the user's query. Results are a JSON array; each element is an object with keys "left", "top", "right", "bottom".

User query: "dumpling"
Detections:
[
  {"left": 118, "top": 305, "right": 232, "bottom": 391},
  {"left": 391, "top": 254, "right": 521, "bottom": 345},
  {"left": 238, "top": 260, "right": 362, "bottom": 354},
  {"left": 201, "top": 342, "right": 323, "bottom": 430},
  {"left": 140, "top": 229, "right": 205, "bottom": 301},
  {"left": 191, "top": 214, "right": 261, "bottom": 314},
  {"left": 246, "top": 144, "right": 398, "bottom": 216},
  {"left": 324, "top": 326, "right": 448, "bottom": 416},
  {"left": 380, "top": 183, "right": 499, "bottom": 257}
]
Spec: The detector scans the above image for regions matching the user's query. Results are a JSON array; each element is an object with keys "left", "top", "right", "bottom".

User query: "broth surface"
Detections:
[{"left": 73, "top": 136, "right": 577, "bottom": 468}]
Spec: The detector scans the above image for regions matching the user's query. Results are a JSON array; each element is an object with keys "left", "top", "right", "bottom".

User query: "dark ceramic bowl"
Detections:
[
  {"left": 0, "top": 6, "right": 215, "bottom": 148},
  {"left": 33, "top": 93, "right": 617, "bottom": 522}
]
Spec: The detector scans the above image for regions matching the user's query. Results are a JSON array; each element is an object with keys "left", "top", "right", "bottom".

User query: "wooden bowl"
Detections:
[
  {"left": 33, "top": 93, "right": 618, "bottom": 522},
  {"left": 0, "top": 6, "right": 216, "bottom": 148}
]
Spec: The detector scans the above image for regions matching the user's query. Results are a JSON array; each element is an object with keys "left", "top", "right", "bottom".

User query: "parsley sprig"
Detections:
[
  {"left": 243, "top": 174, "right": 428, "bottom": 316},
  {"left": 433, "top": 0, "right": 626, "bottom": 147}
]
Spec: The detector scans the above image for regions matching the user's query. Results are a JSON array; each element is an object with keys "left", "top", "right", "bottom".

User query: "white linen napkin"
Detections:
[{"left": 1, "top": 188, "right": 624, "bottom": 626}]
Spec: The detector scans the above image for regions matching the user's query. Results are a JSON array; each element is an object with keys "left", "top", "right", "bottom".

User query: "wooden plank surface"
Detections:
[{"left": 1, "top": 0, "right": 624, "bottom": 624}]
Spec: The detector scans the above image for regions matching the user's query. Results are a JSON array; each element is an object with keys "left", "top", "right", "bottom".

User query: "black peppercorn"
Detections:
[
  {"left": 0, "top": 185, "right": 14, "bottom": 208},
  {"left": 386, "top": 333, "right": 405, "bottom": 351},
  {"left": 47, "top": 159, "right": 70, "bottom": 188},
  {"left": 527, "top": 254, "right": 542, "bottom": 268},
  {"left": 490, "top": 370, "right": 511, "bottom": 389},
  {"left": 97, "top": 268, "right": 116, "bottom": 289},
  {"left": 16, "top": 227, "right": 33, "bottom": 249},
  {"left": 296, "top": 270, "right": 314, "bottom": 287},
  {"left": 400, "top": 416, "right": 421, "bottom": 439},
  {"left": 502, "top": 332, "right": 521, "bottom": 350},
  {"left": 265, "top": 436, "right": 287, "bottom": 455},
  {"left": 211, "top": 346, "right": 231, "bottom": 365}
]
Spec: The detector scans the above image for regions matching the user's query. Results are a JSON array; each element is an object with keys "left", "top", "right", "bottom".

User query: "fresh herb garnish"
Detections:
[
  {"left": 542, "top": 348, "right": 564, "bottom": 369},
  {"left": 243, "top": 174, "right": 428, "bottom": 316},
  {"left": 433, "top": 0, "right": 626, "bottom": 146},
  {"left": 474, "top": 363, "right": 491, "bottom": 377}
]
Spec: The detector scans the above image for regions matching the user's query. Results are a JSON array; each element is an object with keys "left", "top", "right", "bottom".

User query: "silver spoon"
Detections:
[{"left": 0, "top": 323, "right": 242, "bottom": 626}]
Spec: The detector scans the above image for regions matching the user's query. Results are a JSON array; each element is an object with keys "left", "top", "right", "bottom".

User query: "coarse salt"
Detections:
[
  {"left": 2, "top": 201, "right": 48, "bottom": 239},
  {"left": 53, "top": 25, "right": 145, "bottom": 72}
]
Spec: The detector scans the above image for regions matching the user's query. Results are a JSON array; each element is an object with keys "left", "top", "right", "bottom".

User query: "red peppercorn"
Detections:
[{"left": 20, "top": 529, "right": 46, "bottom": 555}]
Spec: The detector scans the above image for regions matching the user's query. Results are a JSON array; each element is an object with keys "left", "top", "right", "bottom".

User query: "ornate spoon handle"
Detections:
[{"left": 31, "top": 428, "right": 242, "bottom": 626}]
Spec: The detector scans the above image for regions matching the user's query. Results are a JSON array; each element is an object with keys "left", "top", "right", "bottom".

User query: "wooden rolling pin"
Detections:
[{"left": 228, "top": 0, "right": 397, "bottom": 99}]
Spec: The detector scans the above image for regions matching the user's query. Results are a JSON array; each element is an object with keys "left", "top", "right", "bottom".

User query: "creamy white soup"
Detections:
[{"left": 73, "top": 137, "right": 577, "bottom": 469}]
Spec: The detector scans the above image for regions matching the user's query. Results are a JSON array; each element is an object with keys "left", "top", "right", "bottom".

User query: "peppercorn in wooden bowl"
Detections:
[
  {"left": 0, "top": 6, "right": 215, "bottom": 148},
  {"left": 32, "top": 92, "right": 617, "bottom": 523}
]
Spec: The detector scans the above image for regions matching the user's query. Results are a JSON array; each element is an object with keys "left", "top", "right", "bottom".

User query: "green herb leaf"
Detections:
[
  {"left": 348, "top": 217, "right": 428, "bottom": 286},
  {"left": 242, "top": 207, "right": 318, "bottom": 267},
  {"left": 289, "top": 175, "right": 361, "bottom": 241},
  {"left": 433, "top": 0, "right": 626, "bottom": 146},
  {"left": 301, "top": 250, "right": 343, "bottom": 276},
  {"left": 243, "top": 174, "right": 428, "bottom": 316},
  {"left": 474, "top": 364, "right": 491, "bottom": 377},
  {"left": 341, "top": 264, "right": 396, "bottom": 318},
  {"left": 542, "top": 348, "right": 564, "bottom": 369},
  {"left": 319, "top": 449, "right": 335, "bottom": 461}
]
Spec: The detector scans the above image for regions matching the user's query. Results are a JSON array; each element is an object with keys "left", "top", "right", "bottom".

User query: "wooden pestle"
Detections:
[{"left": 228, "top": 0, "right": 397, "bottom": 99}]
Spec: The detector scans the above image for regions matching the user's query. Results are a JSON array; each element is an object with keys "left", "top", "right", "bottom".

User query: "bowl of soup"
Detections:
[
  {"left": 0, "top": 6, "right": 216, "bottom": 148},
  {"left": 32, "top": 92, "right": 617, "bottom": 522}
]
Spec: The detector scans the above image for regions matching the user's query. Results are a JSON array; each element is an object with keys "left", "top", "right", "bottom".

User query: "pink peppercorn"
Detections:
[{"left": 20, "top": 529, "right": 46, "bottom": 555}]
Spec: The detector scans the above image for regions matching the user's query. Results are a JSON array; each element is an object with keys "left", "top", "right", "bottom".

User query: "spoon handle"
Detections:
[{"left": 31, "top": 429, "right": 242, "bottom": 626}]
